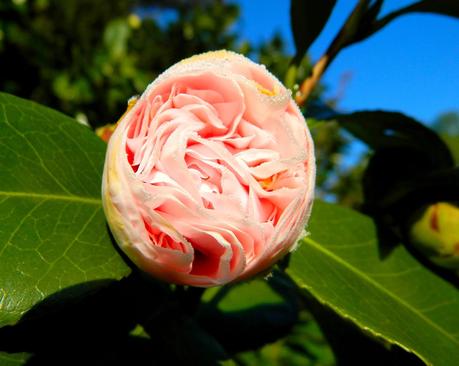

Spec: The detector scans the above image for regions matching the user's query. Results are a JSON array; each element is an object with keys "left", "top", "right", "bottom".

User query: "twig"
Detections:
[{"left": 295, "top": 0, "right": 369, "bottom": 107}]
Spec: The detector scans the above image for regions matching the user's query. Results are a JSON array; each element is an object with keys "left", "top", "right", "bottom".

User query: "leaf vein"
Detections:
[
  {"left": 302, "top": 236, "right": 459, "bottom": 344},
  {"left": 0, "top": 191, "right": 101, "bottom": 205}
]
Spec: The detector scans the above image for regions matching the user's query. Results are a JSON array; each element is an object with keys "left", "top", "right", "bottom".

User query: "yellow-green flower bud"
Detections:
[{"left": 410, "top": 202, "right": 459, "bottom": 270}]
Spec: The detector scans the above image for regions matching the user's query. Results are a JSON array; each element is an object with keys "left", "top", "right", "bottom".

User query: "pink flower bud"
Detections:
[{"left": 102, "top": 50, "right": 315, "bottom": 286}]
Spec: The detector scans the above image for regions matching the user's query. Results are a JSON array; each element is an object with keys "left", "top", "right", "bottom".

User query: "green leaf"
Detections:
[
  {"left": 399, "top": 0, "right": 459, "bottom": 18},
  {"left": 331, "top": 0, "right": 377, "bottom": 49},
  {"left": 231, "top": 311, "right": 335, "bottom": 366},
  {"left": 287, "top": 201, "right": 459, "bottom": 366},
  {"left": 328, "top": 111, "right": 455, "bottom": 237},
  {"left": 302, "top": 292, "right": 424, "bottom": 366},
  {"left": 144, "top": 312, "right": 228, "bottom": 366},
  {"left": 202, "top": 278, "right": 286, "bottom": 312},
  {"left": 104, "top": 19, "right": 131, "bottom": 59},
  {"left": 441, "top": 135, "right": 459, "bottom": 164},
  {"left": 368, "top": 0, "right": 459, "bottom": 42},
  {"left": 0, "top": 275, "right": 170, "bottom": 365},
  {"left": 290, "top": 0, "right": 336, "bottom": 62},
  {"left": 0, "top": 353, "right": 30, "bottom": 366},
  {"left": 199, "top": 278, "right": 299, "bottom": 354},
  {"left": 331, "top": 110, "right": 454, "bottom": 169},
  {"left": 366, "top": 161, "right": 459, "bottom": 213},
  {"left": 0, "top": 93, "right": 130, "bottom": 328}
]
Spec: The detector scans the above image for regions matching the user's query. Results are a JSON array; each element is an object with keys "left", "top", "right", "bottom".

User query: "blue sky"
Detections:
[{"left": 232, "top": 0, "right": 459, "bottom": 124}]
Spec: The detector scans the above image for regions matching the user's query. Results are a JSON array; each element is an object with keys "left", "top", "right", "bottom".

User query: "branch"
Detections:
[{"left": 295, "top": 0, "right": 369, "bottom": 107}]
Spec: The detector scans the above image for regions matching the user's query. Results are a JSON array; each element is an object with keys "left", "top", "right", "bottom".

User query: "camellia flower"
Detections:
[{"left": 102, "top": 50, "right": 315, "bottom": 287}]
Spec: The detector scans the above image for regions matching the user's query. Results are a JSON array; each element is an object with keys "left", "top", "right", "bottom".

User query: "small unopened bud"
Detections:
[
  {"left": 96, "top": 97, "right": 138, "bottom": 143},
  {"left": 410, "top": 202, "right": 459, "bottom": 270},
  {"left": 96, "top": 123, "right": 116, "bottom": 143}
]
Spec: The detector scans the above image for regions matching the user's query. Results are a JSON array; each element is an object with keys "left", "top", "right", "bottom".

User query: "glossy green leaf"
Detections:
[
  {"left": 290, "top": 0, "right": 336, "bottom": 62},
  {"left": 0, "top": 93, "right": 130, "bottom": 328},
  {"left": 287, "top": 201, "right": 459, "bottom": 366},
  {"left": 302, "top": 292, "right": 425, "bottom": 366}
]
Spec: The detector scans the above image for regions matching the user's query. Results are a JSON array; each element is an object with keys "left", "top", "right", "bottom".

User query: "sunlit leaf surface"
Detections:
[
  {"left": 0, "top": 93, "right": 130, "bottom": 328},
  {"left": 288, "top": 201, "right": 459, "bottom": 366}
]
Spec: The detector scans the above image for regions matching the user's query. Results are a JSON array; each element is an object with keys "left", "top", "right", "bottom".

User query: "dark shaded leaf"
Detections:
[
  {"left": 0, "top": 274, "right": 171, "bottom": 365},
  {"left": 376, "top": 166, "right": 459, "bottom": 214},
  {"left": 396, "top": 0, "right": 459, "bottom": 18},
  {"left": 364, "top": 0, "right": 459, "bottom": 43},
  {"left": 341, "top": 0, "right": 384, "bottom": 46},
  {"left": 198, "top": 277, "right": 299, "bottom": 354},
  {"left": 144, "top": 311, "right": 227, "bottom": 366},
  {"left": 229, "top": 310, "right": 335, "bottom": 366},
  {"left": 290, "top": 0, "right": 337, "bottom": 62},
  {"left": 331, "top": 110, "right": 454, "bottom": 169}
]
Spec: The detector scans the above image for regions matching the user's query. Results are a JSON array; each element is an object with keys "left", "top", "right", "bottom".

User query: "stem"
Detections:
[
  {"left": 295, "top": 0, "right": 368, "bottom": 107},
  {"left": 295, "top": 53, "right": 333, "bottom": 107},
  {"left": 186, "top": 287, "right": 206, "bottom": 315},
  {"left": 176, "top": 286, "right": 206, "bottom": 315}
]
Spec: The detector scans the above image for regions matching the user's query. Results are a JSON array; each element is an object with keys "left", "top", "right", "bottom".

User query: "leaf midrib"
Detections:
[
  {"left": 0, "top": 191, "right": 101, "bottom": 205},
  {"left": 299, "top": 236, "right": 458, "bottom": 345}
]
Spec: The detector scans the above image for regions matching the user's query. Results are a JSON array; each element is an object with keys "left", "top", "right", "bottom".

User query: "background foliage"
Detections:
[
  {"left": 0, "top": 0, "right": 347, "bottom": 200},
  {"left": 0, "top": 0, "right": 458, "bottom": 365}
]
